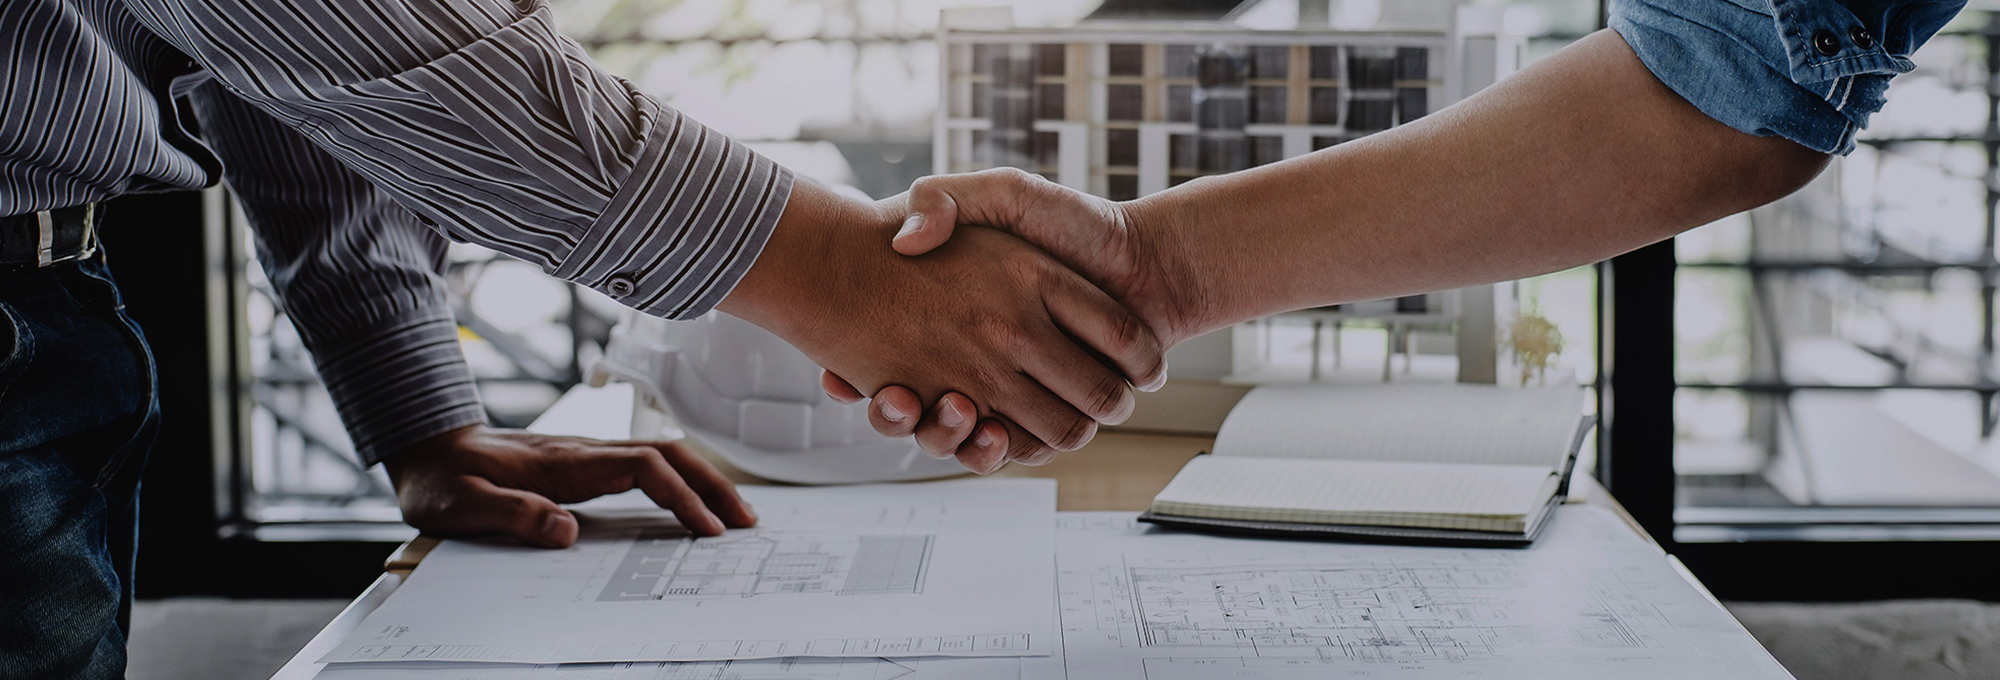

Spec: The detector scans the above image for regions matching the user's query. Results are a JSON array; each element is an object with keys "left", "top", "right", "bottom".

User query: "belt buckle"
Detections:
[{"left": 37, "top": 204, "right": 98, "bottom": 268}]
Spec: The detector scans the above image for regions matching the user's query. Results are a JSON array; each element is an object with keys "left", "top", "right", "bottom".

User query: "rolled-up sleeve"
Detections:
[
  {"left": 1611, "top": 0, "right": 1967, "bottom": 155},
  {"left": 190, "top": 83, "right": 486, "bottom": 465},
  {"left": 123, "top": 0, "right": 792, "bottom": 318}
]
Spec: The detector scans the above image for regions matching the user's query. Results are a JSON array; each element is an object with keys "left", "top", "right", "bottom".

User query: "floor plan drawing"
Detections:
[
  {"left": 593, "top": 529, "right": 934, "bottom": 601},
  {"left": 1039, "top": 510, "right": 1795, "bottom": 680},
  {"left": 1130, "top": 563, "right": 1522, "bottom": 660},
  {"left": 320, "top": 480, "right": 1056, "bottom": 664}
]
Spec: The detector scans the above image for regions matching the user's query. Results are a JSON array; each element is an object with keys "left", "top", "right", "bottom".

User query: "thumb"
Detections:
[
  {"left": 412, "top": 477, "right": 579, "bottom": 548},
  {"left": 891, "top": 182, "right": 960, "bottom": 256}
]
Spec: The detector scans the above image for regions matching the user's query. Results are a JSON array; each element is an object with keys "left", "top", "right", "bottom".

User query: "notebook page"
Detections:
[
  {"left": 1211, "top": 384, "right": 1585, "bottom": 467},
  {"left": 1150, "top": 456, "right": 1559, "bottom": 531}
]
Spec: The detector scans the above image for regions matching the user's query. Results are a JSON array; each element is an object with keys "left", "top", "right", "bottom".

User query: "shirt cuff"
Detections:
[
  {"left": 1610, "top": 0, "right": 1859, "bottom": 154},
  {"left": 312, "top": 310, "right": 487, "bottom": 465},
  {"left": 548, "top": 108, "right": 796, "bottom": 320}
]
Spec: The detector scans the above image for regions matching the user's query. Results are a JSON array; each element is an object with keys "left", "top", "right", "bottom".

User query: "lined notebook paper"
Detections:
[
  {"left": 1211, "top": 383, "right": 1583, "bottom": 467},
  {"left": 1142, "top": 384, "right": 1588, "bottom": 545}
]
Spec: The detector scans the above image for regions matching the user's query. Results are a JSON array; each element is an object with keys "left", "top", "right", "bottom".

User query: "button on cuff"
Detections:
[
  {"left": 1849, "top": 26, "right": 1875, "bottom": 50},
  {"left": 1811, "top": 29, "right": 1840, "bottom": 57},
  {"left": 605, "top": 273, "right": 637, "bottom": 298}
]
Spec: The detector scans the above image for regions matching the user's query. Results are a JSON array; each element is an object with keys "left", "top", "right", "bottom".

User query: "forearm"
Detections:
[
  {"left": 191, "top": 84, "right": 486, "bottom": 464},
  {"left": 1130, "top": 30, "right": 1829, "bottom": 336},
  {"left": 133, "top": 0, "right": 791, "bottom": 320},
  {"left": 717, "top": 181, "right": 890, "bottom": 336}
]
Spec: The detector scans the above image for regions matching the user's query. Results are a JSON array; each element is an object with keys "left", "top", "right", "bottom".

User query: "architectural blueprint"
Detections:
[
  {"left": 318, "top": 480, "right": 1055, "bottom": 665},
  {"left": 315, "top": 505, "right": 1789, "bottom": 680},
  {"left": 1030, "top": 509, "right": 1794, "bottom": 680},
  {"left": 590, "top": 529, "right": 933, "bottom": 601}
]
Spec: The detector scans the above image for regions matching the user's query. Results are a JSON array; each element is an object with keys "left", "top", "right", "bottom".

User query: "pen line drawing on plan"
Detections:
[
  {"left": 592, "top": 529, "right": 935, "bottom": 601},
  {"left": 1038, "top": 511, "right": 1789, "bottom": 680},
  {"left": 1099, "top": 558, "right": 1665, "bottom": 663},
  {"left": 319, "top": 480, "right": 1057, "bottom": 664}
]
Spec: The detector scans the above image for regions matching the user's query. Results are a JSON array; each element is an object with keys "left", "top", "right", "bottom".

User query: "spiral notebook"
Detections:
[{"left": 1139, "top": 383, "right": 1591, "bottom": 547}]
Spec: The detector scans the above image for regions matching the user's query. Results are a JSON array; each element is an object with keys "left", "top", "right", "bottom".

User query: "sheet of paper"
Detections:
[
  {"left": 314, "top": 657, "right": 1024, "bottom": 680},
  {"left": 1033, "top": 507, "right": 1793, "bottom": 680},
  {"left": 319, "top": 479, "right": 1055, "bottom": 665},
  {"left": 318, "top": 506, "right": 1790, "bottom": 680},
  {"left": 1214, "top": 384, "right": 1585, "bottom": 467}
]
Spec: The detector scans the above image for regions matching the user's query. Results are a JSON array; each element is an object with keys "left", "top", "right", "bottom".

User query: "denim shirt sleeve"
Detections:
[{"left": 1610, "top": 0, "right": 1966, "bottom": 155}]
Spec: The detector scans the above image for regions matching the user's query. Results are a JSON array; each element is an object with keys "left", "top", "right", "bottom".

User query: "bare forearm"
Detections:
[{"left": 1129, "top": 29, "right": 1829, "bottom": 336}]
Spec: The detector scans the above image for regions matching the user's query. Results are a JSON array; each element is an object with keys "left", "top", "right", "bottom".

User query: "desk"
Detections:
[{"left": 272, "top": 388, "right": 1683, "bottom": 680}]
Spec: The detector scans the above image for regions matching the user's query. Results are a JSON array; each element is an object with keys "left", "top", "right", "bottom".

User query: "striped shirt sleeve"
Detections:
[
  {"left": 121, "top": 0, "right": 793, "bottom": 319},
  {"left": 189, "top": 83, "right": 486, "bottom": 465}
]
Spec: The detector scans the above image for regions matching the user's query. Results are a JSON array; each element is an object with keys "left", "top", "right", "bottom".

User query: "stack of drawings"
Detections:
[{"left": 299, "top": 477, "right": 1799, "bottom": 680}]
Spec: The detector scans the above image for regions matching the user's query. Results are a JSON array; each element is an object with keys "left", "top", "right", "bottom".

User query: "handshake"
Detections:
[
  {"left": 718, "top": 168, "right": 1215, "bottom": 476},
  {"left": 389, "top": 31, "right": 1834, "bottom": 547}
]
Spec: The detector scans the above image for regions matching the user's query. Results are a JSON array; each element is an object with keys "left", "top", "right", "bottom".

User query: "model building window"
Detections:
[
  {"left": 1036, "top": 43, "right": 1066, "bottom": 76},
  {"left": 1109, "top": 43, "right": 1144, "bottom": 76},
  {"left": 1037, "top": 83, "right": 1065, "bottom": 120},
  {"left": 1033, "top": 131, "right": 1061, "bottom": 173},
  {"left": 1167, "top": 84, "right": 1194, "bottom": 122},
  {"left": 1200, "top": 132, "right": 1248, "bottom": 173},
  {"left": 1309, "top": 45, "right": 1338, "bottom": 79},
  {"left": 1250, "top": 135, "right": 1285, "bottom": 167},
  {"left": 1107, "top": 173, "right": 1138, "bottom": 200},
  {"left": 1107, "top": 84, "right": 1144, "bottom": 121},
  {"left": 1195, "top": 47, "right": 1247, "bottom": 132},
  {"left": 1309, "top": 86, "right": 1340, "bottom": 125},
  {"left": 1396, "top": 47, "right": 1430, "bottom": 122},
  {"left": 1250, "top": 85, "right": 1287, "bottom": 124},
  {"left": 1107, "top": 128, "right": 1140, "bottom": 167},
  {"left": 1347, "top": 46, "right": 1397, "bottom": 131},
  {"left": 971, "top": 44, "right": 996, "bottom": 73},
  {"left": 1169, "top": 133, "right": 1198, "bottom": 171},
  {"left": 1249, "top": 45, "right": 1287, "bottom": 78},
  {"left": 969, "top": 82, "right": 989, "bottom": 118}
]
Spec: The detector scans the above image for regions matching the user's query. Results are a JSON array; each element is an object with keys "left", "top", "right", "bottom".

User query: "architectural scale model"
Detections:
[{"left": 935, "top": 3, "right": 1524, "bottom": 383}]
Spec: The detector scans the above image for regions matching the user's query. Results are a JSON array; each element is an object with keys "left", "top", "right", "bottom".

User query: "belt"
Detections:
[{"left": 0, "top": 204, "right": 98, "bottom": 270}]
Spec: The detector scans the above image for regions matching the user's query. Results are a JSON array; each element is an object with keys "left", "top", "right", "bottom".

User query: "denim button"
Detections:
[
  {"left": 1850, "top": 26, "right": 1876, "bottom": 50},
  {"left": 1813, "top": 29, "right": 1840, "bottom": 56},
  {"left": 605, "top": 273, "right": 637, "bottom": 298}
]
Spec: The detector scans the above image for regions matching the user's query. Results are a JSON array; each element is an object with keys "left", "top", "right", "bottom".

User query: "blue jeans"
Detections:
[{"left": 0, "top": 253, "right": 158, "bottom": 680}]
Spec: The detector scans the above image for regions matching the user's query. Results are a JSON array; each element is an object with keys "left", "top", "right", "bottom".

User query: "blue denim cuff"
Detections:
[{"left": 1609, "top": 0, "right": 1965, "bottom": 155}]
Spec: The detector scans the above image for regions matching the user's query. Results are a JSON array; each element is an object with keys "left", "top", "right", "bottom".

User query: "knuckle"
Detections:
[
  {"left": 1050, "top": 416, "right": 1096, "bottom": 452},
  {"left": 1109, "top": 311, "right": 1149, "bottom": 357},
  {"left": 1086, "top": 374, "right": 1132, "bottom": 421},
  {"left": 1006, "top": 435, "right": 1045, "bottom": 464},
  {"left": 1002, "top": 166, "right": 1038, "bottom": 188}
]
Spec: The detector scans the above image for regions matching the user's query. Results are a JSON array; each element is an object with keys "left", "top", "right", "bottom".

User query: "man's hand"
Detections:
[
  {"left": 820, "top": 169, "right": 1205, "bottom": 465},
  {"left": 384, "top": 425, "right": 758, "bottom": 548},
  {"left": 717, "top": 180, "right": 1166, "bottom": 472}
]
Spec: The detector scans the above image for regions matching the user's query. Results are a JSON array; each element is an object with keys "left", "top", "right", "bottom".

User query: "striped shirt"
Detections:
[{"left": 2, "top": 0, "right": 794, "bottom": 463}]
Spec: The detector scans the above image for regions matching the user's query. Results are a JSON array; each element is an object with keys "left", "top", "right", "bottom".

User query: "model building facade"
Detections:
[{"left": 937, "top": 10, "right": 1521, "bottom": 383}]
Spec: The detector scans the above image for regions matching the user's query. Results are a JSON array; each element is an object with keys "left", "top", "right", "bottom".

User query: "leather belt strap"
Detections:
[{"left": 1, "top": 204, "right": 97, "bottom": 270}]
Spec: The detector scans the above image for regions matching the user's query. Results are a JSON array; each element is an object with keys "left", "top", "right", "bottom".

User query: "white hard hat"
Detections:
[{"left": 590, "top": 311, "right": 966, "bottom": 484}]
